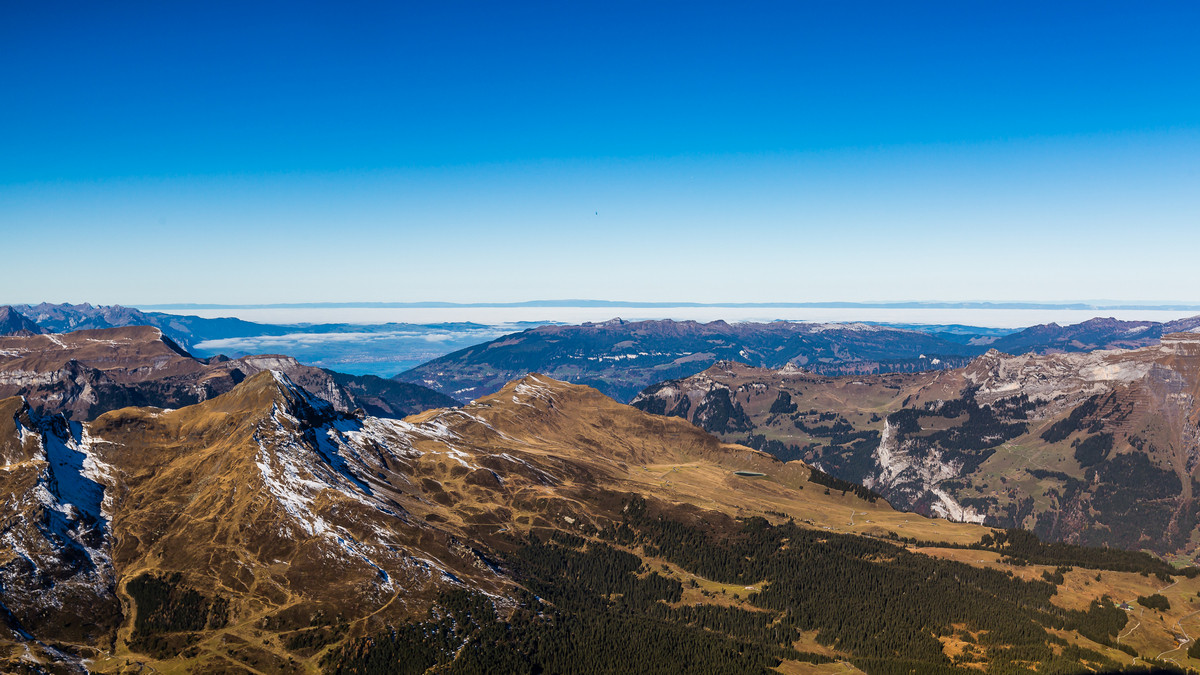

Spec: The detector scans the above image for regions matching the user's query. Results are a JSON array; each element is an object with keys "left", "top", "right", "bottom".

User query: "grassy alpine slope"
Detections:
[{"left": 2, "top": 372, "right": 1197, "bottom": 673}]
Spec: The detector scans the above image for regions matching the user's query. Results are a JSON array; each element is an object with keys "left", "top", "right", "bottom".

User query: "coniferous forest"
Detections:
[{"left": 322, "top": 497, "right": 1195, "bottom": 675}]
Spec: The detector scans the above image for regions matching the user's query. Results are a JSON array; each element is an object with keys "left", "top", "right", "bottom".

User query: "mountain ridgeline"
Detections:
[
  {"left": 394, "top": 318, "right": 986, "bottom": 403},
  {"left": 0, "top": 326, "right": 456, "bottom": 421},
  {"left": 395, "top": 315, "right": 1200, "bottom": 403},
  {"left": 12, "top": 302, "right": 270, "bottom": 351},
  {"left": 12, "top": 304, "right": 1200, "bottom": 404}
]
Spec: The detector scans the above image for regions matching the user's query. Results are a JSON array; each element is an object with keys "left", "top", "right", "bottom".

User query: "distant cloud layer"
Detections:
[{"left": 191, "top": 326, "right": 516, "bottom": 377}]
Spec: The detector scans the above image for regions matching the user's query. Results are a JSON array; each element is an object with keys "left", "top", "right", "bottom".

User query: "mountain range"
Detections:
[
  {"left": 12, "top": 303, "right": 269, "bottom": 351},
  {"left": 632, "top": 332, "right": 1200, "bottom": 559},
  {"left": 6, "top": 308, "right": 1200, "bottom": 672},
  {"left": 13, "top": 304, "right": 1200, "bottom": 402},
  {"left": 984, "top": 316, "right": 1200, "bottom": 354},
  {"left": 3, "top": 366, "right": 1197, "bottom": 673},
  {"left": 0, "top": 326, "right": 456, "bottom": 421},
  {"left": 396, "top": 315, "right": 1200, "bottom": 403},
  {"left": 9, "top": 303, "right": 530, "bottom": 377}
]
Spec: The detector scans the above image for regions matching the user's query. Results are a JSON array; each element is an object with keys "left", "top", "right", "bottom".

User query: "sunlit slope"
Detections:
[
  {"left": 2, "top": 371, "right": 985, "bottom": 672},
  {"left": 5, "top": 370, "right": 1197, "bottom": 673}
]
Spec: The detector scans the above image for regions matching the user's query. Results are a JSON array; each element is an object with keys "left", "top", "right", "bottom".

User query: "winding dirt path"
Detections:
[{"left": 1154, "top": 607, "right": 1200, "bottom": 665}]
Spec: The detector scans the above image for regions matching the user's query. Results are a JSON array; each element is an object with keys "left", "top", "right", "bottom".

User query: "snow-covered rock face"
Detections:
[
  {"left": 0, "top": 402, "right": 120, "bottom": 651},
  {"left": 254, "top": 390, "right": 410, "bottom": 533},
  {"left": 233, "top": 372, "right": 495, "bottom": 598},
  {"left": 864, "top": 421, "right": 902, "bottom": 490},
  {"left": 251, "top": 377, "right": 403, "bottom": 558},
  {"left": 252, "top": 405, "right": 415, "bottom": 590},
  {"left": 0, "top": 406, "right": 112, "bottom": 562}
]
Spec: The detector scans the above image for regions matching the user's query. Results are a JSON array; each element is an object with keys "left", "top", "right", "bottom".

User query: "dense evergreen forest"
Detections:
[
  {"left": 126, "top": 572, "right": 229, "bottom": 659},
  {"left": 322, "top": 498, "right": 1197, "bottom": 675}
]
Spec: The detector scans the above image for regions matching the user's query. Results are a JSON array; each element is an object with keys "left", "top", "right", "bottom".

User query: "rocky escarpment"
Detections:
[{"left": 633, "top": 336, "right": 1200, "bottom": 556}]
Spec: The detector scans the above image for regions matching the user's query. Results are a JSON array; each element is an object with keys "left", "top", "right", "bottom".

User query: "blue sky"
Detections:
[{"left": 2, "top": 1, "right": 1198, "bottom": 304}]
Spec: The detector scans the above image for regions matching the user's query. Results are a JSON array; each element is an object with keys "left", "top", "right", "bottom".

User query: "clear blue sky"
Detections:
[{"left": 2, "top": 1, "right": 1198, "bottom": 304}]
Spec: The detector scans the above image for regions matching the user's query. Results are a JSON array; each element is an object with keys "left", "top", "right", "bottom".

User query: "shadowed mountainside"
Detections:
[
  {"left": 987, "top": 316, "right": 1200, "bottom": 354},
  {"left": 395, "top": 318, "right": 985, "bottom": 402},
  {"left": 0, "top": 306, "right": 45, "bottom": 337},
  {"left": 396, "top": 316, "right": 1200, "bottom": 404}
]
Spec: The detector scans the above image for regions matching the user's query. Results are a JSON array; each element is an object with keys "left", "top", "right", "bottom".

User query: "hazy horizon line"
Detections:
[{"left": 130, "top": 300, "right": 1200, "bottom": 312}]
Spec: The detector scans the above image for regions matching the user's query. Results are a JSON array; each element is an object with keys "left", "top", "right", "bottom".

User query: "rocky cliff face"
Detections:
[
  {"left": 633, "top": 336, "right": 1200, "bottom": 556},
  {"left": 0, "top": 397, "right": 121, "bottom": 669}
]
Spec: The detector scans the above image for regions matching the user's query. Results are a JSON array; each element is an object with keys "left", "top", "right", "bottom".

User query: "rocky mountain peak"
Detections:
[{"left": 0, "top": 306, "right": 44, "bottom": 336}]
